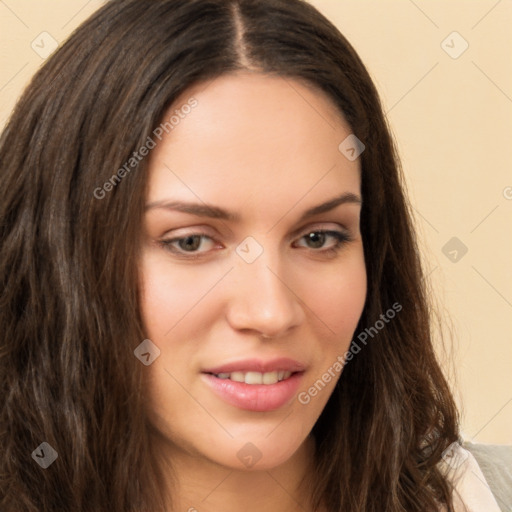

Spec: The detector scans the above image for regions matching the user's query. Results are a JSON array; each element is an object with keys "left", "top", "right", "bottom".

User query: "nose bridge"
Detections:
[{"left": 226, "top": 241, "right": 304, "bottom": 336}]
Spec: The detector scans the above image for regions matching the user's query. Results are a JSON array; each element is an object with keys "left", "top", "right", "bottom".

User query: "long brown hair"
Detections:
[{"left": 0, "top": 0, "right": 459, "bottom": 510}]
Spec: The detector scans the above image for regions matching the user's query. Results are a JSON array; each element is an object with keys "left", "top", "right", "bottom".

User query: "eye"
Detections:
[
  {"left": 294, "top": 229, "right": 351, "bottom": 254},
  {"left": 158, "top": 228, "right": 352, "bottom": 259},
  {"left": 159, "top": 234, "right": 217, "bottom": 256}
]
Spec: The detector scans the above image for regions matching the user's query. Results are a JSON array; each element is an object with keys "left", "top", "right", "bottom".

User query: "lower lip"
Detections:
[{"left": 201, "top": 372, "right": 304, "bottom": 412}]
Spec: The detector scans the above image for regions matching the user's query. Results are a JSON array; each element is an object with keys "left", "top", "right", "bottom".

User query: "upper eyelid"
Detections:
[
  {"left": 162, "top": 226, "right": 350, "bottom": 252},
  {"left": 288, "top": 221, "right": 351, "bottom": 239},
  {"left": 163, "top": 223, "right": 350, "bottom": 241}
]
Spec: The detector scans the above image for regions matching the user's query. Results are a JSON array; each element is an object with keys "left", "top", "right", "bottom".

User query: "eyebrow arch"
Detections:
[
  {"left": 297, "top": 192, "right": 361, "bottom": 222},
  {"left": 145, "top": 192, "right": 362, "bottom": 222},
  {"left": 145, "top": 199, "right": 240, "bottom": 221}
]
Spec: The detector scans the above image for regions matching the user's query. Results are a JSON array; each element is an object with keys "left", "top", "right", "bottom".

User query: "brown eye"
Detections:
[
  {"left": 177, "top": 235, "right": 202, "bottom": 251},
  {"left": 304, "top": 231, "right": 327, "bottom": 249},
  {"left": 296, "top": 230, "right": 350, "bottom": 251},
  {"left": 160, "top": 234, "right": 217, "bottom": 256}
]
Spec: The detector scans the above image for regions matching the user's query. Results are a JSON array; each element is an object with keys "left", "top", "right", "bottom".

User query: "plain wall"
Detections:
[{"left": 1, "top": 0, "right": 510, "bottom": 444}]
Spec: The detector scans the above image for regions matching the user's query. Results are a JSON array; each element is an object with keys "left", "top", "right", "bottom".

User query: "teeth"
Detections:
[
  {"left": 262, "top": 371, "right": 278, "bottom": 384},
  {"left": 214, "top": 370, "right": 292, "bottom": 384},
  {"left": 230, "top": 371, "right": 246, "bottom": 383}
]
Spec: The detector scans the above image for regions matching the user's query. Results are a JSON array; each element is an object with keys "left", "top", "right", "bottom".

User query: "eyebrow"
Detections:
[{"left": 145, "top": 192, "right": 362, "bottom": 222}]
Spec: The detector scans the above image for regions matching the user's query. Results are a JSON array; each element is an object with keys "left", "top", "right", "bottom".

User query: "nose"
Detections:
[{"left": 225, "top": 250, "right": 305, "bottom": 339}]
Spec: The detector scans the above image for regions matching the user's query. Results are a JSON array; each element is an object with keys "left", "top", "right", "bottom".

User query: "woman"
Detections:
[{"left": 0, "top": 0, "right": 500, "bottom": 511}]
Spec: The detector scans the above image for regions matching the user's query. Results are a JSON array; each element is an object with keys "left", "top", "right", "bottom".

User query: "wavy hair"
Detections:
[{"left": 0, "top": 0, "right": 459, "bottom": 510}]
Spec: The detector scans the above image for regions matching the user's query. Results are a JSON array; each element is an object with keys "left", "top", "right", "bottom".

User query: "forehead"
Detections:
[{"left": 146, "top": 71, "right": 361, "bottom": 215}]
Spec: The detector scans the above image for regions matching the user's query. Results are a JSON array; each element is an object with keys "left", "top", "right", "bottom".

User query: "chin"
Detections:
[{"left": 203, "top": 430, "right": 311, "bottom": 472}]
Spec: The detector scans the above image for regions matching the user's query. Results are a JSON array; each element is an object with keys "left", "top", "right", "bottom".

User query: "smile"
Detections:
[
  {"left": 210, "top": 370, "right": 293, "bottom": 385},
  {"left": 201, "top": 371, "right": 304, "bottom": 412}
]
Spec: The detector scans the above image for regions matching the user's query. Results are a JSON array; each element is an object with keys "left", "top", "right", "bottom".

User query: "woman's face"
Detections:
[{"left": 140, "top": 71, "right": 366, "bottom": 470}]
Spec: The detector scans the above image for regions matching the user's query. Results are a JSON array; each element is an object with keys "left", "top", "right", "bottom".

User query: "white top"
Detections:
[{"left": 439, "top": 443, "right": 502, "bottom": 511}]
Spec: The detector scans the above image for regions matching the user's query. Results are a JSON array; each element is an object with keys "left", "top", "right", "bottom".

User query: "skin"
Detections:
[{"left": 139, "top": 71, "right": 367, "bottom": 512}]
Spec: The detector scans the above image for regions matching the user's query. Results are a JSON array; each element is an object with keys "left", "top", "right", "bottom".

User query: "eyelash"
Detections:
[{"left": 158, "top": 229, "right": 353, "bottom": 259}]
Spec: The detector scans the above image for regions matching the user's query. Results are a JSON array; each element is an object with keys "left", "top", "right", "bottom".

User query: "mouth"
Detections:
[
  {"left": 204, "top": 370, "right": 295, "bottom": 385},
  {"left": 201, "top": 368, "right": 305, "bottom": 412}
]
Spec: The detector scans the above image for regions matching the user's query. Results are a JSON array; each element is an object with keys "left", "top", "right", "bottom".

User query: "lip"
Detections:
[
  {"left": 201, "top": 371, "right": 304, "bottom": 412},
  {"left": 202, "top": 357, "right": 307, "bottom": 374}
]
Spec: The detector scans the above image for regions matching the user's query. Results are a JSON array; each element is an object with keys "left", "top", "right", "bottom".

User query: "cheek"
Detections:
[
  {"left": 139, "top": 251, "right": 222, "bottom": 338},
  {"left": 140, "top": 244, "right": 367, "bottom": 349},
  {"left": 329, "top": 266, "right": 366, "bottom": 336},
  {"left": 297, "top": 249, "right": 367, "bottom": 343}
]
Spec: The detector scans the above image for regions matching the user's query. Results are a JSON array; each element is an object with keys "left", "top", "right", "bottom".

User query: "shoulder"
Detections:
[{"left": 437, "top": 442, "right": 502, "bottom": 512}]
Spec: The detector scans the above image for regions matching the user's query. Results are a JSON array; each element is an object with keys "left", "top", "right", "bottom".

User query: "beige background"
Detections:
[{"left": 0, "top": 0, "right": 510, "bottom": 444}]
